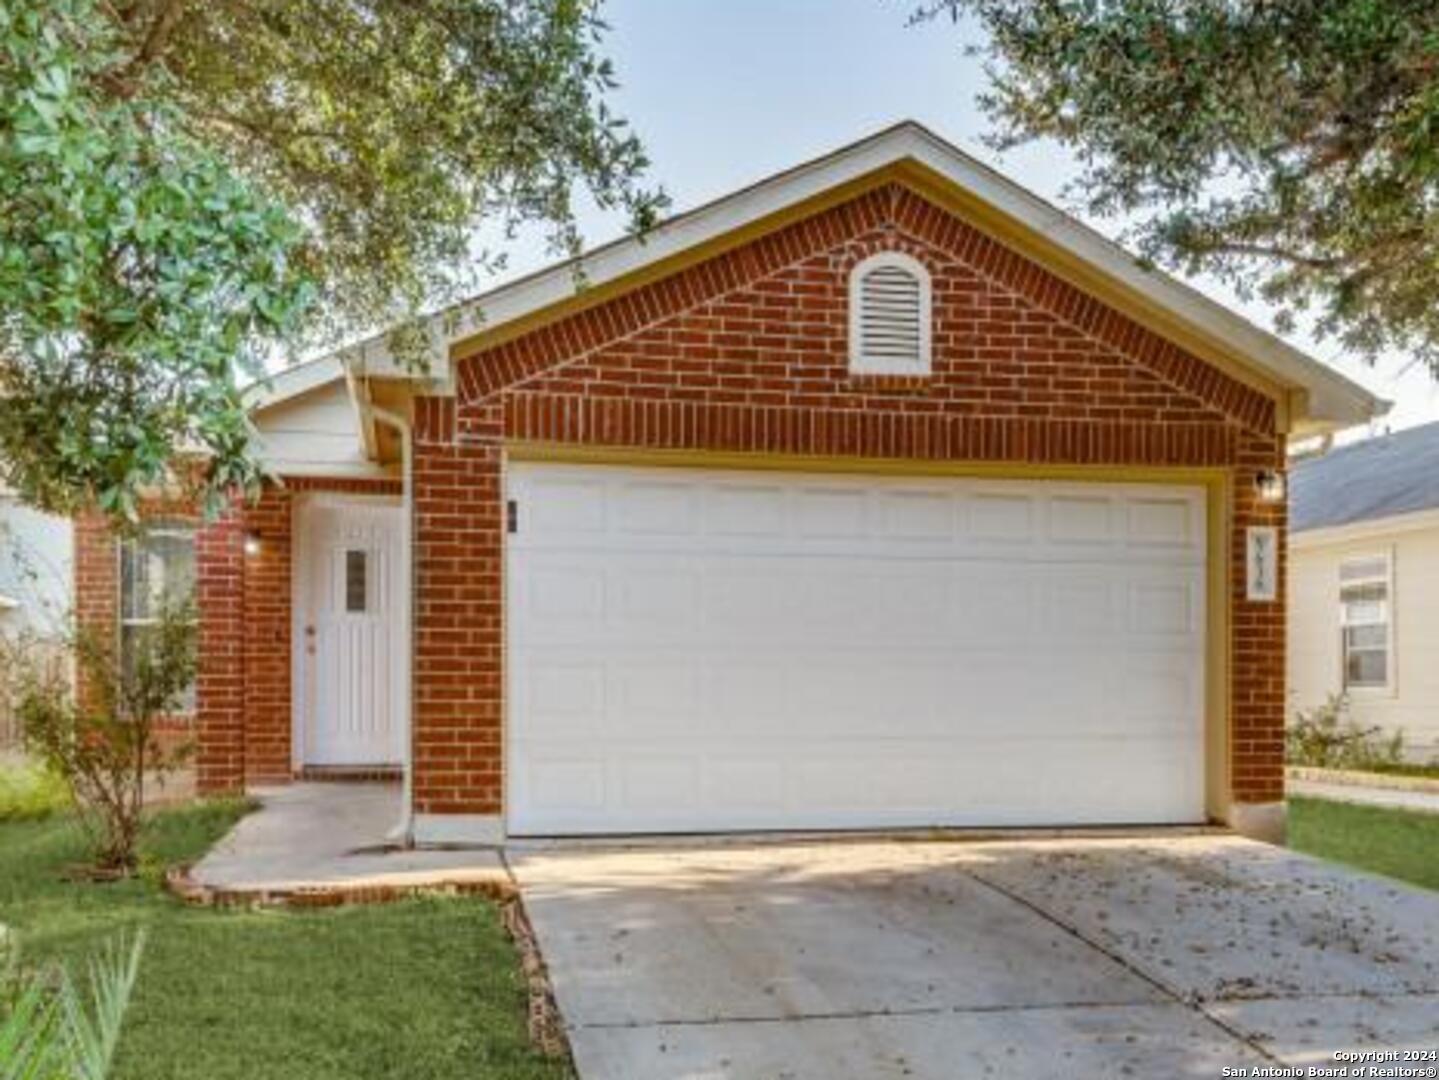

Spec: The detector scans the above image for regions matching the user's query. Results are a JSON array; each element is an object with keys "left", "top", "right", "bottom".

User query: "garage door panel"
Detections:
[
  {"left": 519, "top": 660, "right": 604, "bottom": 737},
  {"left": 507, "top": 464, "right": 1208, "bottom": 835},
  {"left": 877, "top": 489, "right": 957, "bottom": 542},
  {"left": 966, "top": 491, "right": 1036, "bottom": 545},
  {"left": 1047, "top": 493, "right": 1118, "bottom": 546},
  {"left": 1125, "top": 496, "right": 1202, "bottom": 549},
  {"left": 609, "top": 660, "right": 702, "bottom": 734},
  {"left": 1129, "top": 575, "right": 1204, "bottom": 637},
  {"left": 613, "top": 478, "right": 699, "bottom": 536}
]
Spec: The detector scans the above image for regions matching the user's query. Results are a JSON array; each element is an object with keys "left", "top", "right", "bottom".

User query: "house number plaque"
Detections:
[{"left": 1246, "top": 526, "right": 1278, "bottom": 602}]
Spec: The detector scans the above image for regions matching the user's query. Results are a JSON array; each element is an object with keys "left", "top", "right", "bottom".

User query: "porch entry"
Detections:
[{"left": 295, "top": 494, "right": 404, "bottom": 768}]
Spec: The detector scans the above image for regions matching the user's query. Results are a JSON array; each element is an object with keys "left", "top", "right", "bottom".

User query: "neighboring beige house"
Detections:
[{"left": 1289, "top": 422, "right": 1439, "bottom": 762}]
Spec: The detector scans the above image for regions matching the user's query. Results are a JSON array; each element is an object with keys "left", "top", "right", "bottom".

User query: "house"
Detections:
[
  {"left": 0, "top": 487, "right": 72, "bottom": 641},
  {"left": 73, "top": 123, "right": 1384, "bottom": 845},
  {"left": 1289, "top": 423, "right": 1439, "bottom": 763}
]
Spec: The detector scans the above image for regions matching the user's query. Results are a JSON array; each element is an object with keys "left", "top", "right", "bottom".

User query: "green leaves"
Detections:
[
  {"left": 1, "top": 0, "right": 658, "bottom": 521},
  {"left": 918, "top": 0, "right": 1439, "bottom": 371},
  {"left": 0, "top": 0, "right": 311, "bottom": 520}
]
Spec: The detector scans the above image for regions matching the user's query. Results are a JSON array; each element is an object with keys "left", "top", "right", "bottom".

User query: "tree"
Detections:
[
  {"left": 916, "top": 0, "right": 1439, "bottom": 370},
  {"left": 0, "top": 0, "right": 661, "bottom": 520}
]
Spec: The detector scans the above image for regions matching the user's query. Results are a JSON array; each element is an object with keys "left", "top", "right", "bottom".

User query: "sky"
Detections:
[{"left": 485, "top": 0, "right": 1436, "bottom": 436}]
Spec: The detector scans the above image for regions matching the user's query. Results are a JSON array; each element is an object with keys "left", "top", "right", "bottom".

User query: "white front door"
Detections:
[
  {"left": 297, "top": 496, "right": 404, "bottom": 767},
  {"left": 506, "top": 463, "right": 1209, "bottom": 836}
]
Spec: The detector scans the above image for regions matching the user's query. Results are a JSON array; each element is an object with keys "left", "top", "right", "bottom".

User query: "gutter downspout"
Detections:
[{"left": 367, "top": 401, "right": 415, "bottom": 847}]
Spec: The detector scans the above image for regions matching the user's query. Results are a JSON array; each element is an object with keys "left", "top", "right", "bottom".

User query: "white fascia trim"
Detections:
[
  {"left": 245, "top": 355, "right": 347, "bottom": 413},
  {"left": 255, "top": 460, "right": 400, "bottom": 482},
  {"left": 411, "top": 813, "right": 505, "bottom": 848},
  {"left": 331, "top": 121, "right": 1385, "bottom": 429},
  {"left": 1291, "top": 507, "right": 1439, "bottom": 550}
]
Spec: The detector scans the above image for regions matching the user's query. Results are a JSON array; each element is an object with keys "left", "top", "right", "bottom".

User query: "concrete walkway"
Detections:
[
  {"left": 512, "top": 836, "right": 1439, "bottom": 1080},
  {"left": 1289, "top": 778, "right": 1439, "bottom": 814},
  {"left": 187, "top": 783, "right": 508, "bottom": 899}
]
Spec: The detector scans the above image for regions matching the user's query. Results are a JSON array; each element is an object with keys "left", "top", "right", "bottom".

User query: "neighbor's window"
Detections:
[
  {"left": 119, "top": 521, "right": 197, "bottom": 711},
  {"left": 1339, "top": 554, "right": 1392, "bottom": 691},
  {"left": 849, "top": 251, "right": 932, "bottom": 375}
]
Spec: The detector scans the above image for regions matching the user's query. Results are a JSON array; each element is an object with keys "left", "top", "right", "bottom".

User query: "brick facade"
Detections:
[
  {"left": 78, "top": 179, "right": 1290, "bottom": 821},
  {"left": 417, "top": 182, "right": 1287, "bottom": 819}
]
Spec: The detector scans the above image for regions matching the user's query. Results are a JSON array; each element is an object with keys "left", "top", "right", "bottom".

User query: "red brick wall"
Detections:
[
  {"left": 240, "top": 488, "right": 292, "bottom": 783},
  {"left": 412, "top": 397, "right": 505, "bottom": 815},
  {"left": 1232, "top": 432, "right": 1287, "bottom": 803},
  {"left": 413, "top": 181, "right": 1287, "bottom": 818},
  {"left": 195, "top": 507, "right": 244, "bottom": 791}
]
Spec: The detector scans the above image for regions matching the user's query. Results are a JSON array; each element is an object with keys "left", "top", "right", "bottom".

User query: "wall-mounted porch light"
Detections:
[
  {"left": 1254, "top": 469, "right": 1286, "bottom": 503},
  {"left": 243, "top": 530, "right": 263, "bottom": 557}
]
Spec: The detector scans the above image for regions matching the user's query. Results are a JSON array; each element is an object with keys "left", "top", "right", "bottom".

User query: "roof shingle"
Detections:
[{"left": 1291, "top": 422, "right": 1439, "bottom": 531}]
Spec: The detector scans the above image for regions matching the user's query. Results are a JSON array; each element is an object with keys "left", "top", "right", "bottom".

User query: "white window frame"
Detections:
[
  {"left": 1338, "top": 551, "right": 1395, "bottom": 696},
  {"left": 848, "top": 251, "right": 933, "bottom": 376},
  {"left": 118, "top": 521, "right": 198, "bottom": 713}
]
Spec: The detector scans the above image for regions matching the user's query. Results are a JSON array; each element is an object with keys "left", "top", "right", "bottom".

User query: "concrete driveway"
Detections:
[{"left": 510, "top": 835, "right": 1439, "bottom": 1080}]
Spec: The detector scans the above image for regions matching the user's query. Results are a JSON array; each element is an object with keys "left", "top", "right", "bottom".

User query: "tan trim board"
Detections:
[{"left": 1291, "top": 507, "right": 1439, "bottom": 549}]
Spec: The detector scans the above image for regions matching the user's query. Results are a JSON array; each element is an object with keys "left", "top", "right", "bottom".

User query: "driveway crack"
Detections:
[{"left": 573, "top": 998, "right": 1189, "bottom": 1031}]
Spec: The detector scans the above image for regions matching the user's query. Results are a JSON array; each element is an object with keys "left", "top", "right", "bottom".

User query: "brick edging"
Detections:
[
  {"left": 1286, "top": 765, "right": 1439, "bottom": 795},
  {"left": 501, "top": 891, "right": 573, "bottom": 1063},
  {"left": 163, "top": 865, "right": 514, "bottom": 909}
]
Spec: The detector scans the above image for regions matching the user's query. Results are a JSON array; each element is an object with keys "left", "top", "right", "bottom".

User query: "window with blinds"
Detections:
[
  {"left": 1339, "top": 553, "right": 1393, "bottom": 691},
  {"left": 849, "top": 251, "right": 932, "bottom": 375}
]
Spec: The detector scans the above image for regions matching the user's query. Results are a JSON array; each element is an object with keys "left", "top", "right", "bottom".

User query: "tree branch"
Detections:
[
  {"left": 1180, "top": 239, "right": 1343, "bottom": 270},
  {"left": 100, "top": 0, "right": 189, "bottom": 99}
]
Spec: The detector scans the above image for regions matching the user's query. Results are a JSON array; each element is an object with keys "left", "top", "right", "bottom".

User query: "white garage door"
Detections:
[{"left": 506, "top": 463, "right": 1207, "bottom": 836}]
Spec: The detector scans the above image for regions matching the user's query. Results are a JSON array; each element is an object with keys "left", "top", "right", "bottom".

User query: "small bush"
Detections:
[
  {"left": 0, "top": 755, "right": 71, "bottom": 821},
  {"left": 7, "top": 601, "right": 195, "bottom": 874},
  {"left": 1286, "top": 693, "right": 1405, "bottom": 770}
]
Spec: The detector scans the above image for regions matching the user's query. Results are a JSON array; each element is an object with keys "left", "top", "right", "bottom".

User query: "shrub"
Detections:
[
  {"left": 7, "top": 601, "right": 195, "bottom": 874},
  {"left": 1286, "top": 694, "right": 1405, "bottom": 771}
]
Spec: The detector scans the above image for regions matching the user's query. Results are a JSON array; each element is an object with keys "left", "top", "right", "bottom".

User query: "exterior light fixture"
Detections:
[
  {"left": 243, "top": 530, "right": 263, "bottom": 557},
  {"left": 1254, "top": 469, "right": 1286, "bottom": 503}
]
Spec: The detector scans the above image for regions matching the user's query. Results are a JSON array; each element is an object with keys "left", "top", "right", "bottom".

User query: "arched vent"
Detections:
[{"left": 849, "top": 252, "right": 932, "bottom": 374}]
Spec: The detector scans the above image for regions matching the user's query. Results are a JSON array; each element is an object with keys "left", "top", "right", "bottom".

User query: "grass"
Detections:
[
  {"left": 1, "top": 802, "right": 570, "bottom": 1080},
  {"left": 0, "top": 753, "right": 71, "bottom": 821},
  {"left": 1288, "top": 796, "right": 1439, "bottom": 893}
]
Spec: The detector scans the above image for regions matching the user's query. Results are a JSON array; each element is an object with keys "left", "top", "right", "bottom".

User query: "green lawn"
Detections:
[
  {"left": 1288, "top": 796, "right": 1439, "bottom": 892},
  {"left": 0, "top": 803, "right": 570, "bottom": 1080}
]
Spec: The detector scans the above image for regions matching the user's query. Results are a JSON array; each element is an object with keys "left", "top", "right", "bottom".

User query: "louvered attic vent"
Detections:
[{"left": 849, "top": 252, "right": 932, "bottom": 375}]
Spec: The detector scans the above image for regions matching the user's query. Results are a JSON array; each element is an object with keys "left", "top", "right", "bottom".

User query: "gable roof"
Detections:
[
  {"left": 267, "top": 121, "right": 1384, "bottom": 437},
  {"left": 1292, "top": 422, "right": 1439, "bottom": 533}
]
